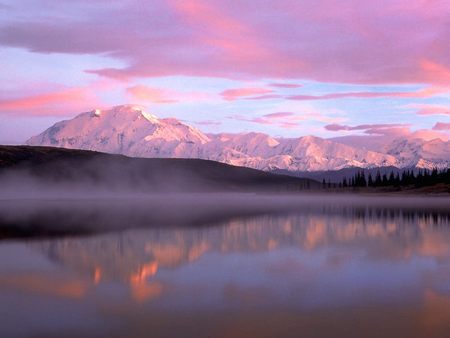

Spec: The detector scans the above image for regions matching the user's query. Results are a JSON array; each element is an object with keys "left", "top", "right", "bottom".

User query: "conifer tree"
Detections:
[
  {"left": 394, "top": 172, "right": 400, "bottom": 187},
  {"left": 382, "top": 173, "right": 388, "bottom": 186},
  {"left": 375, "top": 170, "right": 382, "bottom": 187},
  {"left": 343, "top": 178, "right": 348, "bottom": 188},
  {"left": 388, "top": 171, "right": 395, "bottom": 186}
]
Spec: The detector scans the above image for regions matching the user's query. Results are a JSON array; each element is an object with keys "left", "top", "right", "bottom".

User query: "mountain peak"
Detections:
[
  {"left": 83, "top": 105, "right": 161, "bottom": 126},
  {"left": 26, "top": 105, "right": 449, "bottom": 171},
  {"left": 109, "top": 104, "right": 145, "bottom": 112},
  {"left": 299, "top": 135, "right": 322, "bottom": 142}
]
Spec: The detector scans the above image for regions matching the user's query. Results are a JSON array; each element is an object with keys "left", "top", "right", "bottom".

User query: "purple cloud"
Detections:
[{"left": 1, "top": 0, "right": 449, "bottom": 85}]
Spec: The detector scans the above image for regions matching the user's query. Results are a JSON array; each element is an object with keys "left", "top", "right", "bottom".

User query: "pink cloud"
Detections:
[
  {"left": 126, "top": 85, "right": 178, "bottom": 104},
  {"left": 288, "top": 92, "right": 391, "bottom": 101},
  {"left": 0, "top": 88, "right": 99, "bottom": 116},
  {"left": 410, "top": 104, "right": 450, "bottom": 116},
  {"left": 288, "top": 86, "right": 448, "bottom": 101},
  {"left": 263, "top": 112, "right": 295, "bottom": 119},
  {"left": 410, "top": 129, "right": 449, "bottom": 141},
  {"left": 325, "top": 123, "right": 408, "bottom": 131},
  {"left": 126, "top": 84, "right": 213, "bottom": 104},
  {"left": 244, "top": 94, "right": 283, "bottom": 100},
  {"left": 230, "top": 110, "right": 340, "bottom": 129},
  {"left": 268, "top": 83, "right": 302, "bottom": 88},
  {"left": 194, "top": 120, "right": 222, "bottom": 126},
  {"left": 364, "top": 127, "right": 411, "bottom": 137},
  {"left": 325, "top": 123, "right": 418, "bottom": 138},
  {"left": 3, "top": 0, "right": 449, "bottom": 85},
  {"left": 244, "top": 86, "right": 448, "bottom": 102},
  {"left": 433, "top": 122, "right": 450, "bottom": 131},
  {"left": 221, "top": 87, "right": 273, "bottom": 101},
  {"left": 229, "top": 113, "right": 298, "bottom": 128},
  {"left": 420, "top": 60, "right": 450, "bottom": 86},
  {"left": 326, "top": 122, "right": 449, "bottom": 140}
]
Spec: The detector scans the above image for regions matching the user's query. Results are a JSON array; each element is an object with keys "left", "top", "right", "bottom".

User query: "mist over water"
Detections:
[
  {"left": 0, "top": 194, "right": 449, "bottom": 337},
  {"left": 1, "top": 194, "right": 449, "bottom": 238}
]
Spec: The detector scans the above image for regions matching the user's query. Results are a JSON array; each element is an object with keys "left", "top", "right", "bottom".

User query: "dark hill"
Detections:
[{"left": 0, "top": 145, "right": 319, "bottom": 193}]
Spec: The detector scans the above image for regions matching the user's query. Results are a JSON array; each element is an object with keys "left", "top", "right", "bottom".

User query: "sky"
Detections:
[{"left": 0, "top": 0, "right": 450, "bottom": 144}]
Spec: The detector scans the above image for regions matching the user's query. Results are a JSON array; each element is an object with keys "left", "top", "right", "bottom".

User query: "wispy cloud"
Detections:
[
  {"left": 229, "top": 113, "right": 299, "bottom": 129},
  {"left": 193, "top": 120, "right": 222, "bottom": 126},
  {"left": 127, "top": 84, "right": 212, "bottom": 104},
  {"left": 230, "top": 111, "right": 341, "bottom": 129},
  {"left": 287, "top": 86, "right": 448, "bottom": 101},
  {"left": 244, "top": 94, "right": 283, "bottom": 100},
  {"left": 263, "top": 112, "right": 296, "bottom": 118},
  {"left": 232, "top": 86, "right": 448, "bottom": 102},
  {"left": 325, "top": 123, "right": 414, "bottom": 138},
  {"left": 433, "top": 122, "right": 450, "bottom": 131},
  {"left": 325, "top": 123, "right": 409, "bottom": 131},
  {"left": 0, "top": 87, "right": 99, "bottom": 116},
  {"left": 268, "top": 83, "right": 302, "bottom": 89},
  {"left": 2, "top": 0, "right": 450, "bottom": 141},
  {"left": 221, "top": 87, "right": 273, "bottom": 101},
  {"left": 3, "top": 0, "right": 449, "bottom": 85},
  {"left": 408, "top": 104, "right": 450, "bottom": 116},
  {"left": 326, "top": 122, "right": 449, "bottom": 140},
  {"left": 126, "top": 85, "right": 178, "bottom": 104}
]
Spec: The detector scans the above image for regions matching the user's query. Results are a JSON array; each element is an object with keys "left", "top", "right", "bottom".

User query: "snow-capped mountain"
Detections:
[
  {"left": 27, "top": 105, "right": 210, "bottom": 159},
  {"left": 205, "top": 133, "right": 397, "bottom": 171},
  {"left": 384, "top": 138, "right": 450, "bottom": 169},
  {"left": 26, "top": 105, "right": 448, "bottom": 171}
]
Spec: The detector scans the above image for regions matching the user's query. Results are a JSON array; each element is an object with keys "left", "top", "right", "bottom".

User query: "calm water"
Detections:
[{"left": 0, "top": 195, "right": 449, "bottom": 338}]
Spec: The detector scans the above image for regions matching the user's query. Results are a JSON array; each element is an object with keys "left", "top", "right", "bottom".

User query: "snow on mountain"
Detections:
[
  {"left": 203, "top": 134, "right": 397, "bottom": 171},
  {"left": 26, "top": 105, "right": 447, "bottom": 171},
  {"left": 27, "top": 105, "right": 210, "bottom": 159},
  {"left": 384, "top": 137, "right": 450, "bottom": 170}
]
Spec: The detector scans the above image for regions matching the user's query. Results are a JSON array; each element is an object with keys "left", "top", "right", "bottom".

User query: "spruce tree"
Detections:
[
  {"left": 382, "top": 173, "right": 388, "bottom": 186},
  {"left": 394, "top": 172, "right": 400, "bottom": 187},
  {"left": 361, "top": 170, "right": 367, "bottom": 187},
  {"left": 375, "top": 170, "right": 382, "bottom": 187},
  {"left": 388, "top": 171, "right": 395, "bottom": 186},
  {"left": 368, "top": 174, "right": 373, "bottom": 187}
]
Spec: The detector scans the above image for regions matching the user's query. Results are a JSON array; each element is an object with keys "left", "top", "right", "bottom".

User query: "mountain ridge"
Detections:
[{"left": 26, "top": 105, "right": 450, "bottom": 172}]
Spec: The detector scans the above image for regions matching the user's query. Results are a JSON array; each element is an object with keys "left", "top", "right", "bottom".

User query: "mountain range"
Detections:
[{"left": 26, "top": 105, "right": 450, "bottom": 172}]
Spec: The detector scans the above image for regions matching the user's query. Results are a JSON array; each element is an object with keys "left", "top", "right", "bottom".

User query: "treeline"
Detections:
[{"left": 322, "top": 168, "right": 450, "bottom": 189}]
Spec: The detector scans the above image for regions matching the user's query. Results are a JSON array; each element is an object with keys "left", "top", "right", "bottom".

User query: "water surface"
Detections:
[{"left": 0, "top": 194, "right": 449, "bottom": 337}]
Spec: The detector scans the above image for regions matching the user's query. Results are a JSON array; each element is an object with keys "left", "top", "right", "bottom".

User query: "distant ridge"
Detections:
[{"left": 25, "top": 105, "right": 450, "bottom": 172}]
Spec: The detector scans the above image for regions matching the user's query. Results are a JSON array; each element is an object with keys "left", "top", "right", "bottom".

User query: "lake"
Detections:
[{"left": 0, "top": 194, "right": 449, "bottom": 337}]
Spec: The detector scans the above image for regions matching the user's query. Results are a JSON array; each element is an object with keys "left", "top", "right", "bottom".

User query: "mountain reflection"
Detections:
[
  {"left": 32, "top": 210, "right": 450, "bottom": 284},
  {"left": 1, "top": 197, "right": 449, "bottom": 337}
]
